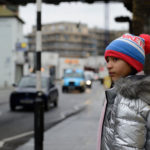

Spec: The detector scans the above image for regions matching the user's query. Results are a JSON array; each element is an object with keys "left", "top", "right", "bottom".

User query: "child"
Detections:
[{"left": 97, "top": 33, "right": 150, "bottom": 150}]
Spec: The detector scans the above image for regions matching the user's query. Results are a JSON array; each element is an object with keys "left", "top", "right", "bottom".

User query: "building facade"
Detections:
[
  {"left": 0, "top": 5, "right": 26, "bottom": 88},
  {"left": 28, "top": 22, "right": 127, "bottom": 57},
  {"left": 28, "top": 22, "right": 97, "bottom": 58},
  {"left": 26, "top": 22, "right": 127, "bottom": 79},
  {"left": 89, "top": 27, "right": 127, "bottom": 55}
]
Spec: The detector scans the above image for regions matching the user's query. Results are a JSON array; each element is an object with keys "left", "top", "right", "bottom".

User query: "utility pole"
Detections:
[{"left": 34, "top": 0, "right": 44, "bottom": 150}]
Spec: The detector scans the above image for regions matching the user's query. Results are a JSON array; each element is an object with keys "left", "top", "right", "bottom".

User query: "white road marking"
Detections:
[{"left": 0, "top": 131, "right": 33, "bottom": 148}]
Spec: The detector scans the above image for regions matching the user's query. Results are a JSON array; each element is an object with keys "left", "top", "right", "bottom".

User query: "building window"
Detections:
[
  {"left": 58, "top": 25, "right": 65, "bottom": 31},
  {"left": 51, "top": 26, "right": 56, "bottom": 31},
  {"left": 64, "top": 35, "right": 69, "bottom": 41},
  {"left": 55, "top": 35, "right": 60, "bottom": 40}
]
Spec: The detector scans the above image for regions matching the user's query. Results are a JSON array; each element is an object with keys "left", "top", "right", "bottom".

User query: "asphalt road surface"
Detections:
[{"left": 0, "top": 81, "right": 104, "bottom": 150}]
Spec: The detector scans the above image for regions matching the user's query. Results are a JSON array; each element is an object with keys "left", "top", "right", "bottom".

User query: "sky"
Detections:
[{"left": 19, "top": 2, "right": 132, "bottom": 35}]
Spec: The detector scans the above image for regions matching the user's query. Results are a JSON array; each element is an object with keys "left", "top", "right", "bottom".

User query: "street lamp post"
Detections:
[
  {"left": 34, "top": 0, "right": 44, "bottom": 150},
  {"left": 115, "top": 16, "right": 132, "bottom": 33}
]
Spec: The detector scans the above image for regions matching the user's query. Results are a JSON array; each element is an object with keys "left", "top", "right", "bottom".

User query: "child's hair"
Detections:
[
  {"left": 104, "top": 33, "right": 150, "bottom": 72},
  {"left": 130, "top": 67, "right": 137, "bottom": 75}
]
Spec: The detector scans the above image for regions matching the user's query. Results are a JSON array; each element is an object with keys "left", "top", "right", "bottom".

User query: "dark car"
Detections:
[{"left": 9, "top": 74, "right": 58, "bottom": 111}]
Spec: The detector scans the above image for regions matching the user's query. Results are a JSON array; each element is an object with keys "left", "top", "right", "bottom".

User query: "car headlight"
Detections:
[
  {"left": 86, "top": 80, "right": 91, "bottom": 85},
  {"left": 80, "top": 81, "right": 85, "bottom": 86}
]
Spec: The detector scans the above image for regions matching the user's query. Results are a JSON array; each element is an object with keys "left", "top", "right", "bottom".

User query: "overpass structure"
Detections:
[
  {"left": 0, "top": 0, "right": 139, "bottom": 13},
  {"left": 0, "top": 0, "right": 150, "bottom": 12},
  {"left": 0, "top": 0, "right": 123, "bottom": 5},
  {"left": 0, "top": 0, "right": 150, "bottom": 26}
]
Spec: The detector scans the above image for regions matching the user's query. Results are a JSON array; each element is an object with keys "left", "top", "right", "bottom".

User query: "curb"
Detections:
[{"left": 45, "top": 103, "right": 87, "bottom": 130}]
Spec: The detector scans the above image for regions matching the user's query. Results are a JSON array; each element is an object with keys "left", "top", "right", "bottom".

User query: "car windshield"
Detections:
[
  {"left": 64, "top": 72, "right": 84, "bottom": 78},
  {"left": 85, "top": 75, "right": 92, "bottom": 80},
  {"left": 18, "top": 76, "right": 48, "bottom": 88}
]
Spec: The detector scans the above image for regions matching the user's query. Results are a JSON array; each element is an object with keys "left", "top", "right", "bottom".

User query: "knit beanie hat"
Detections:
[{"left": 104, "top": 33, "right": 150, "bottom": 72}]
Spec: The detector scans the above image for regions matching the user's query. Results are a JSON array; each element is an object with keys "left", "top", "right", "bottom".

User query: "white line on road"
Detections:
[{"left": 0, "top": 131, "right": 33, "bottom": 148}]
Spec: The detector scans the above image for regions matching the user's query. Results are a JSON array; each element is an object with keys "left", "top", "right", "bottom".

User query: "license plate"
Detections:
[
  {"left": 69, "top": 86, "right": 75, "bottom": 90},
  {"left": 20, "top": 99, "right": 33, "bottom": 104}
]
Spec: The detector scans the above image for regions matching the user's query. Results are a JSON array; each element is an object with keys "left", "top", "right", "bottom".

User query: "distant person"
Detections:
[{"left": 97, "top": 33, "right": 150, "bottom": 150}]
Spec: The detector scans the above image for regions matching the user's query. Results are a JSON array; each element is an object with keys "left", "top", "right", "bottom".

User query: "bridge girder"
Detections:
[{"left": 0, "top": 0, "right": 125, "bottom": 5}]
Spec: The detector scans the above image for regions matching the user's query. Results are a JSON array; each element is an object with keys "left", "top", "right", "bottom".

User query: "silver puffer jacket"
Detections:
[{"left": 101, "top": 75, "right": 150, "bottom": 150}]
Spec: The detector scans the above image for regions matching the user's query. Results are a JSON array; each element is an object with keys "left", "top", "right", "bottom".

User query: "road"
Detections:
[{"left": 0, "top": 81, "right": 104, "bottom": 150}]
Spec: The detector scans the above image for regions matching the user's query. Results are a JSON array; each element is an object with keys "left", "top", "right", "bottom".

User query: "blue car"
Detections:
[{"left": 62, "top": 69, "right": 86, "bottom": 92}]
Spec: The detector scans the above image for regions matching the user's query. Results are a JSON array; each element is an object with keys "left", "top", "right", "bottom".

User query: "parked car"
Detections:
[
  {"left": 62, "top": 69, "right": 86, "bottom": 93},
  {"left": 9, "top": 74, "right": 59, "bottom": 111}
]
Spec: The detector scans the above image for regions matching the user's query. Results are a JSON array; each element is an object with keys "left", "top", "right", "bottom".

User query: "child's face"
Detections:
[{"left": 106, "top": 56, "right": 132, "bottom": 82}]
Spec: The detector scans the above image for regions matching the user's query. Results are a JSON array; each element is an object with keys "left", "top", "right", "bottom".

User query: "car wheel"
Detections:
[
  {"left": 53, "top": 97, "right": 58, "bottom": 107},
  {"left": 80, "top": 87, "right": 85, "bottom": 93},
  {"left": 45, "top": 99, "right": 50, "bottom": 111},
  {"left": 10, "top": 101, "right": 16, "bottom": 111},
  {"left": 62, "top": 88, "right": 65, "bottom": 93},
  {"left": 62, "top": 88, "right": 66, "bottom": 93}
]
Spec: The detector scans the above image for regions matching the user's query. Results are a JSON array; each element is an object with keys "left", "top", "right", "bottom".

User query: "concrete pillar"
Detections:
[
  {"left": 132, "top": 0, "right": 146, "bottom": 35},
  {"left": 132, "top": 0, "right": 150, "bottom": 74}
]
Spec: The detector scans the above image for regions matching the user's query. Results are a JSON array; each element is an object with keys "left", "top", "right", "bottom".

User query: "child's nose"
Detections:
[{"left": 107, "top": 61, "right": 113, "bottom": 69}]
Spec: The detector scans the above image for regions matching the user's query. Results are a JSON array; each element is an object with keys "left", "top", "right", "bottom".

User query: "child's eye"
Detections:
[
  {"left": 106, "top": 58, "right": 108, "bottom": 62},
  {"left": 106, "top": 57, "right": 110, "bottom": 62},
  {"left": 113, "top": 57, "right": 118, "bottom": 62}
]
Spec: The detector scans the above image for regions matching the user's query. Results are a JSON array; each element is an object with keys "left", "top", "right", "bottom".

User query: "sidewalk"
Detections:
[
  {"left": 0, "top": 87, "right": 13, "bottom": 104},
  {"left": 16, "top": 85, "right": 105, "bottom": 150}
]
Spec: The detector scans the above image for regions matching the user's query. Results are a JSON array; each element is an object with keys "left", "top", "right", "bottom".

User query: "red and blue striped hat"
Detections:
[{"left": 105, "top": 33, "right": 150, "bottom": 72}]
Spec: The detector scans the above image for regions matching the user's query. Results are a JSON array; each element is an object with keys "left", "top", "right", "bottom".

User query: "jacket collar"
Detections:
[
  {"left": 114, "top": 74, "right": 150, "bottom": 104},
  {"left": 105, "top": 87, "right": 117, "bottom": 104}
]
